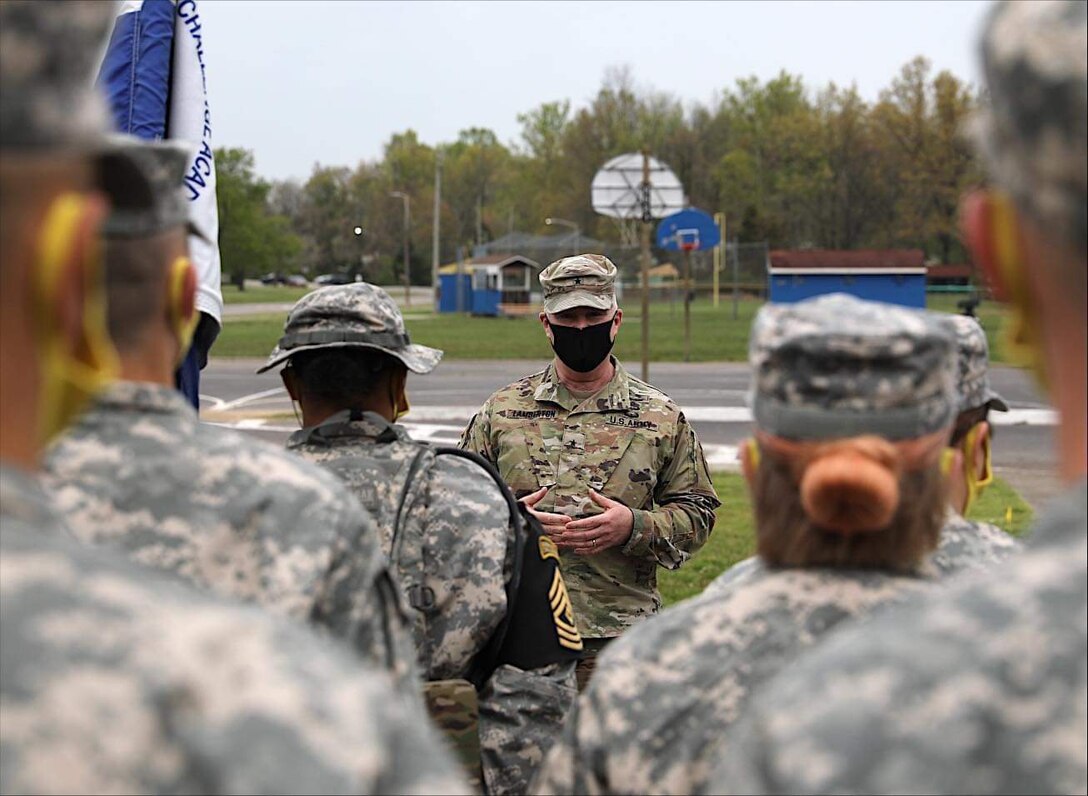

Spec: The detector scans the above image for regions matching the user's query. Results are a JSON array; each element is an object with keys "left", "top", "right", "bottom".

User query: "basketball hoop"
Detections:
[{"left": 676, "top": 229, "right": 700, "bottom": 252}]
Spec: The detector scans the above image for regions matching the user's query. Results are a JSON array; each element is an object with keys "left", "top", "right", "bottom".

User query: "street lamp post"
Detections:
[
  {"left": 352, "top": 225, "right": 365, "bottom": 280},
  {"left": 390, "top": 191, "right": 411, "bottom": 307},
  {"left": 545, "top": 217, "right": 580, "bottom": 255}
]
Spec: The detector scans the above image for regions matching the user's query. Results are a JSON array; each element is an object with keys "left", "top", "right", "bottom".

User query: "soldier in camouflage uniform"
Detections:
[
  {"left": 931, "top": 313, "right": 1021, "bottom": 575},
  {"left": 0, "top": 3, "right": 465, "bottom": 793},
  {"left": 460, "top": 254, "right": 720, "bottom": 689},
  {"left": 706, "top": 2, "right": 1087, "bottom": 793},
  {"left": 42, "top": 136, "right": 416, "bottom": 685},
  {"left": 532, "top": 292, "right": 960, "bottom": 795},
  {"left": 260, "top": 282, "right": 582, "bottom": 795}
]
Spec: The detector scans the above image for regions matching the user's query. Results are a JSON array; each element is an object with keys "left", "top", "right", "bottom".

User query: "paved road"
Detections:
[{"left": 201, "top": 357, "right": 1060, "bottom": 509}]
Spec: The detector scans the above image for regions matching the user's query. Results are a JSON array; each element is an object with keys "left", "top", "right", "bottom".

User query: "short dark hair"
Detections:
[
  {"left": 103, "top": 229, "right": 182, "bottom": 351},
  {"left": 288, "top": 348, "right": 403, "bottom": 408}
]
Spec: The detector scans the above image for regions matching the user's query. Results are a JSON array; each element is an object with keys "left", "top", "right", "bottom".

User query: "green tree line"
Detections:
[{"left": 216, "top": 56, "right": 982, "bottom": 286}]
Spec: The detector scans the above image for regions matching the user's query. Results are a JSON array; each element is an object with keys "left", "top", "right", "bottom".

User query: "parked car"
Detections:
[
  {"left": 314, "top": 272, "right": 353, "bottom": 286},
  {"left": 285, "top": 274, "right": 309, "bottom": 287},
  {"left": 260, "top": 272, "right": 286, "bottom": 285}
]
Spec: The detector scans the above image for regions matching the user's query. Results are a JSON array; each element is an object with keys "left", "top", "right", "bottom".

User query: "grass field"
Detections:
[
  {"left": 658, "top": 472, "right": 1034, "bottom": 605},
  {"left": 223, "top": 285, "right": 311, "bottom": 304},
  {"left": 217, "top": 292, "right": 1010, "bottom": 363}
]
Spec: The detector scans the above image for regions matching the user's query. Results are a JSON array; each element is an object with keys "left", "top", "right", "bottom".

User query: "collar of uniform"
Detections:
[
  {"left": 0, "top": 463, "right": 66, "bottom": 532},
  {"left": 533, "top": 357, "right": 631, "bottom": 412},
  {"left": 287, "top": 408, "right": 404, "bottom": 448},
  {"left": 94, "top": 380, "right": 198, "bottom": 421}
]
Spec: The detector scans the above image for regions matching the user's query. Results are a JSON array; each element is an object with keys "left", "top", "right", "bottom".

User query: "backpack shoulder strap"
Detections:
[{"left": 391, "top": 443, "right": 439, "bottom": 613}]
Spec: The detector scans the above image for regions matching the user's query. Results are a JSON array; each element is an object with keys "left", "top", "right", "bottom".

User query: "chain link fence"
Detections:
[{"left": 476, "top": 234, "right": 769, "bottom": 307}]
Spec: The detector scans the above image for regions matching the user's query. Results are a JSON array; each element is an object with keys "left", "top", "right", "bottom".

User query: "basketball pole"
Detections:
[
  {"left": 640, "top": 149, "right": 651, "bottom": 383},
  {"left": 712, "top": 214, "right": 721, "bottom": 309},
  {"left": 683, "top": 245, "right": 692, "bottom": 362}
]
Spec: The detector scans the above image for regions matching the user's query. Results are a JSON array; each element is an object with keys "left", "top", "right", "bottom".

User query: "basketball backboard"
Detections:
[
  {"left": 655, "top": 207, "right": 722, "bottom": 251},
  {"left": 591, "top": 152, "right": 685, "bottom": 221}
]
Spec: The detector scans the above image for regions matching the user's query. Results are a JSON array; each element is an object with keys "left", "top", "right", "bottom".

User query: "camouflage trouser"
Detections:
[
  {"left": 574, "top": 637, "right": 615, "bottom": 692},
  {"left": 423, "top": 679, "right": 482, "bottom": 792}
]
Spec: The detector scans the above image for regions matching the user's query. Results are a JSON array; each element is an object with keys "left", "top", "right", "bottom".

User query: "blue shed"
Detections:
[
  {"left": 438, "top": 255, "right": 541, "bottom": 316},
  {"left": 768, "top": 249, "right": 927, "bottom": 308}
]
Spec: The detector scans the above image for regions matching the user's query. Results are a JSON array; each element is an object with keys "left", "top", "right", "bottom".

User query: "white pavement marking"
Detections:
[
  {"left": 219, "top": 387, "right": 288, "bottom": 411},
  {"left": 201, "top": 395, "right": 1059, "bottom": 428},
  {"left": 704, "top": 445, "right": 741, "bottom": 472},
  {"left": 398, "top": 405, "right": 1056, "bottom": 426},
  {"left": 989, "top": 409, "right": 1057, "bottom": 426},
  {"left": 203, "top": 415, "right": 741, "bottom": 471},
  {"left": 198, "top": 394, "right": 226, "bottom": 411}
]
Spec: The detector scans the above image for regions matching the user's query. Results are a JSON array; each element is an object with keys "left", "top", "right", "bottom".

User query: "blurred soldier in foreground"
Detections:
[
  {"left": 706, "top": 2, "right": 1087, "bottom": 793},
  {"left": 461, "top": 254, "right": 720, "bottom": 689},
  {"left": 262, "top": 283, "right": 581, "bottom": 794},
  {"left": 931, "top": 313, "right": 1021, "bottom": 574},
  {"left": 0, "top": 2, "right": 464, "bottom": 793},
  {"left": 533, "top": 293, "right": 959, "bottom": 795},
  {"left": 43, "top": 139, "right": 417, "bottom": 687}
]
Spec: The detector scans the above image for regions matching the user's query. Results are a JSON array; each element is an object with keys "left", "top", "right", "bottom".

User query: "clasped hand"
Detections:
[{"left": 520, "top": 487, "right": 633, "bottom": 555}]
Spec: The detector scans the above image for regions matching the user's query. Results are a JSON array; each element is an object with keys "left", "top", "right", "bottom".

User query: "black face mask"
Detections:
[{"left": 548, "top": 316, "right": 616, "bottom": 373}]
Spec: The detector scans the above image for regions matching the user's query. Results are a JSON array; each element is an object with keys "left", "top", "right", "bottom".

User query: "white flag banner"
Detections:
[{"left": 168, "top": 0, "right": 222, "bottom": 327}]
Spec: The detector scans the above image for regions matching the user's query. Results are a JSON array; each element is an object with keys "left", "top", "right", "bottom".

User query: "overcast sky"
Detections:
[{"left": 199, "top": 0, "right": 993, "bottom": 182}]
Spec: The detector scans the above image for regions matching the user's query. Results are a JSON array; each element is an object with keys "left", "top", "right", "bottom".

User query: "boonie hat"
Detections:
[{"left": 258, "top": 283, "right": 443, "bottom": 375}]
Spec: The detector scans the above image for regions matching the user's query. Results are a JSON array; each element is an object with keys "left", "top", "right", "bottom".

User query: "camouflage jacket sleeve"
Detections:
[
  {"left": 309, "top": 493, "right": 422, "bottom": 689},
  {"left": 622, "top": 413, "right": 720, "bottom": 568},
  {"left": 459, "top": 401, "right": 496, "bottom": 465},
  {"left": 479, "top": 661, "right": 578, "bottom": 796}
]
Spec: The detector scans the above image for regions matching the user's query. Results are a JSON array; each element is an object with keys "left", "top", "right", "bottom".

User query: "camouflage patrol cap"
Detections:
[
  {"left": 539, "top": 254, "right": 618, "bottom": 314},
  {"left": 97, "top": 137, "right": 206, "bottom": 241},
  {"left": 0, "top": 0, "right": 114, "bottom": 151},
  {"left": 973, "top": 0, "right": 1087, "bottom": 256},
  {"left": 258, "top": 282, "right": 443, "bottom": 375},
  {"left": 749, "top": 293, "right": 957, "bottom": 441},
  {"left": 943, "top": 314, "right": 1009, "bottom": 414}
]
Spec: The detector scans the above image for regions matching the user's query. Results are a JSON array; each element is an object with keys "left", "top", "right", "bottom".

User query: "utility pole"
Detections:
[
  {"left": 390, "top": 191, "right": 411, "bottom": 307},
  {"left": 475, "top": 196, "right": 483, "bottom": 248},
  {"left": 639, "top": 149, "right": 652, "bottom": 383},
  {"left": 432, "top": 150, "right": 442, "bottom": 312}
]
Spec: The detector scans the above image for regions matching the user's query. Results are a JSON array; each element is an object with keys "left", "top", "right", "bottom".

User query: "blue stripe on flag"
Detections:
[{"left": 97, "top": 0, "right": 176, "bottom": 139}]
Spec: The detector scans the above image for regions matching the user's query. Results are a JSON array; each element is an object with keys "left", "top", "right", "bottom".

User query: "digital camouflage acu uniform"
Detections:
[
  {"left": 0, "top": 4, "right": 461, "bottom": 794},
  {"left": 263, "top": 283, "right": 581, "bottom": 795},
  {"left": 42, "top": 140, "right": 416, "bottom": 687},
  {"left": 460, "top": 255, "right": 720, "bottom": 644},
  {"left": 533, "top": 293, "right": 960, "bottom": 796},
  {"left": 0, "top": 466, "right": 467, "bottom": 796},
  {"left": 705, "top": 484, "right": 1087, "bottom": 796},
  {"left": 930, "top": 313, "right": 1020, "bottom": 575},
  {"left": 706, "top": 3, "right": 1088, "bottom": 793}
]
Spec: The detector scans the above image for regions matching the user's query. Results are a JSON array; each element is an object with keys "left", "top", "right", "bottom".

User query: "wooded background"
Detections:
[{"left": 217, "top": 57, "right": 982, "bottom": 286}]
